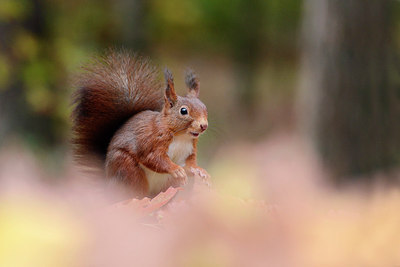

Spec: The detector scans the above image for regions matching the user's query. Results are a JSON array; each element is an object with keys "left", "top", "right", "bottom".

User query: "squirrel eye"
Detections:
[{"left": 180, "top": 107, "right": 188, "bottom": 115}]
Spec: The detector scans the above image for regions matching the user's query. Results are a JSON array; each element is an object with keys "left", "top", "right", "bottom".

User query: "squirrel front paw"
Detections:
[
  {"left": 169, "top": 166, "right": 188, "bottom": 186},
  {"left": 188, "top": 166, "right": 211, "bottom": 187}
]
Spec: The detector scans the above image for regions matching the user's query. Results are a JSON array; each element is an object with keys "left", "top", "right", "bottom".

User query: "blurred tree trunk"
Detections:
[
  {"left": 114, "top": 0, "right": 148, "bottom": 52},
  {"left": 0, "top": 0, "right": 56, "bottom": 147},
  {"left": 300, "top": 0, "right": 400, "bottom": 181},
  {"left": 233, "top": 0, "right": 265, "bottom": 119}
]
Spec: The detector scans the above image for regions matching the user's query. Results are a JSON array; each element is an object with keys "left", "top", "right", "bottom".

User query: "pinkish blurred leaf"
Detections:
[{"left": 110, "top": 186, "right": 183, "bottom": 216}]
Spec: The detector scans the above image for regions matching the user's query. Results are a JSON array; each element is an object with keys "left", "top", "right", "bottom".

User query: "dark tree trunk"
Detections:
[
  {"left": 299, "top": 0, "right": 400, "bottom": 181},
  {"left": 0, "top": 0, "right": 56, "bottom": 147},
  {"left": 114, "top": 0, "right": 148, "bottom": 52},
  {"left": 232, "top": 0, "right": 265, "bottom": 120}
]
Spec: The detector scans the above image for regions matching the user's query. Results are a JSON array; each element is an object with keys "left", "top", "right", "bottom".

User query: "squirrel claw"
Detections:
[
  {"left": 190, "top": 167, "right": 211, "bottom": 187},
  {"left": 170, "top": 167, "right": 188, "bottom": 186}
]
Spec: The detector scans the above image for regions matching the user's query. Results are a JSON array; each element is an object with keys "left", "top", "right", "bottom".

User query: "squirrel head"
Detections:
[{"left": 163, "top": 68, "right": 208, "bottom": 138}]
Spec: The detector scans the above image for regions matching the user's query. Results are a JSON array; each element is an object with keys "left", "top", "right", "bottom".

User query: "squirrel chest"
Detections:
[{"left": 142, "top": 134, "right": 193, "bottom": 194}]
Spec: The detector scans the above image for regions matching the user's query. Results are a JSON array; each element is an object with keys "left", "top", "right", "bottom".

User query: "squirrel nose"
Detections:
[{"left": 200, "top": 124, "right": 208, "bottom": 132}]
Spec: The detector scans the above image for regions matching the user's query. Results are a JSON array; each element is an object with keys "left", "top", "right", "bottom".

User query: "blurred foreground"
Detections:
[{"left": 1, "top": 134, "right": 399, "bottom": 267}]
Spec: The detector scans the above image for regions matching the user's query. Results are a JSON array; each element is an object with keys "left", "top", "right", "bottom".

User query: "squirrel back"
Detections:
[{"left": 71, "top": 50, "right": 164, "bottom": 165}]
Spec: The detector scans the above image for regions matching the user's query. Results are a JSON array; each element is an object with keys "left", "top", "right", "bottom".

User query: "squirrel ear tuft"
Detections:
[
  {"left": 185, "top": 69, "right": 199, "bottom": 97},
  {"left": 164, "top": 68, "right": 177, "bottom": 107}
]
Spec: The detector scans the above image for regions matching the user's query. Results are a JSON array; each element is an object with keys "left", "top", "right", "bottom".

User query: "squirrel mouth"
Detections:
[{"left": 190, "top": 132, "right": 200, "bottom": 137}]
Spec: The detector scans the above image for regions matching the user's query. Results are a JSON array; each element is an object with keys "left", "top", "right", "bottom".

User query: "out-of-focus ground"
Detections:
[{"left": 1, "top": 134, "right": 400, "bottom": 267}]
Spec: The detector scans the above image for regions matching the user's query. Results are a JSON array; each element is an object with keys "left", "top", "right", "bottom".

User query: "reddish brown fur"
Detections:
[
  {"left": 72, "top": 50, "right": 163, "bottom": 165},
  {"left": 105, "top": 148, "right": 149, "bottom": 196},
  {"left": 72, "top": 50, "right": 209, "bottom": 198}
]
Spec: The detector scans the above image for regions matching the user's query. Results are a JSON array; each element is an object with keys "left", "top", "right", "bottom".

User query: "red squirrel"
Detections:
[{"left": 72, "top": 50, "right": 210, "bottom": 197}]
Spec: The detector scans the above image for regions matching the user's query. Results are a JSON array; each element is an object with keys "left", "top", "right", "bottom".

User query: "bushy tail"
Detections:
[{"left": 71, "top": 50, "right": 163, "bottom": 166}]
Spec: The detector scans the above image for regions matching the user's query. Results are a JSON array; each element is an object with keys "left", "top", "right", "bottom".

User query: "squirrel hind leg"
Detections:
[{"left": 106, "top": 149, "right": 149, "bottom": 198}]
